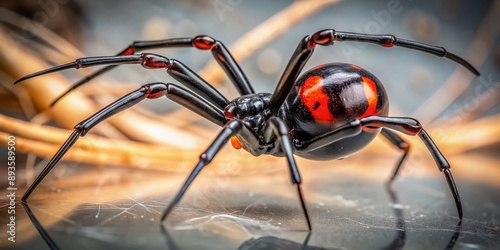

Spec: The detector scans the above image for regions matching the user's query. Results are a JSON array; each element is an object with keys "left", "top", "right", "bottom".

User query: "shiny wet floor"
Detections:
[{"left": 5, "top": 157, "right": 499, "bottom": 250}]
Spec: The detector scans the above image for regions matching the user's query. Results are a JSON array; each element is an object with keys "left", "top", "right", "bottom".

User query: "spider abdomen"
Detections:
[{"left": 283, "top": 63, "right": 389, "bottom": 160}]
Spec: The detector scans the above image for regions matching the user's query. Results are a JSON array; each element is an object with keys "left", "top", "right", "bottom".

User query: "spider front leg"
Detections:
[
  {"left": 264, "top": 117, "right": 311, "bottom": 230},
  {"left": 69, "top": 38, "right": 193, "bottom": 92},
  {"left": 161, "top": 117, "right": 312, "bottom": 230},
  {"left": 160, "top": 119, "right": 243, "bottom": 221},
  {"left": 295, "top": 116, "right": 463, "bottom": 220},
  {"left": 22, "top": 82, "right": 226, "bottom": 201},
  {"left": 15, "top": 53, "right": 229, "bottom": 109},
  {"left": 50, "top": 35, "right": 254, "bottom": 106}
]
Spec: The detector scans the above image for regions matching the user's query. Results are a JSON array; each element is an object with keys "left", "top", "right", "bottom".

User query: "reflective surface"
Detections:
[{"left": 3, "top": 155, "right": 500, "bottom": 250}]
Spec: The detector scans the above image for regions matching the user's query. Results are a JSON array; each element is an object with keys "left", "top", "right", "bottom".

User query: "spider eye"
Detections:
[{"left": 224, "top": 105, "right": 235, "bottom": 119}]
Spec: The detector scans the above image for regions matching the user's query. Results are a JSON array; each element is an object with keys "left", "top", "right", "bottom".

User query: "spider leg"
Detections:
[
  {"left": 332, "top": 30, "right": 479, "bottom": 75},
  {"left": 22, "top": 82, "right": 226, "bottom": 201},
  {"left": 364, "top": 118, "right": 463, "bottom": 221},
  {"left": 161, "top": 119, "right": 243, "bottom": 221},
  {"left": 269, "top": 29, "right": 479, "bottom": 112},
  {"left": 295, "top": 116, "right": 462, "bottom": 220},
  {"left": 15, "top": 53, "right": 229, "bottom": 109},
  {"left": 380, "top": 128, "right": 410, "bottom": 184},
  {"left": 383, "top": 184, "right": 406, "bottom": 250},
  {"left": 264, "top": 116, "right": 311, "bottom": 230},
  {"left": 70, "top": 38, "right": 193, "bottom": 91},
  {"left": 49, "top": 35, "right": 253, "bottom": 106}
]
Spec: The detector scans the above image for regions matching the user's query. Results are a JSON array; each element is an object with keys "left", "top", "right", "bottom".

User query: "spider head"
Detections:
[
  {"left": 223, "top": 93, "right": 276, "bottom": 156},
  {"left": 224, "top": 93, "right": 273, "bottom": 132}
]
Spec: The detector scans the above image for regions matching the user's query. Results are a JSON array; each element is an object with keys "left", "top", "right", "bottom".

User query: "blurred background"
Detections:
[{"left": 0, "top": 0, "right": 498, "bottom": 249}]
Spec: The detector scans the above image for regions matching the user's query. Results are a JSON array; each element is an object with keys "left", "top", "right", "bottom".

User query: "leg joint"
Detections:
[
  {"left": 400, "top": 141, "right": 410, "bottom": 151},
  {"left": 144, "top": 83, "right": 168, "bottom": 99},
  {"left": 193, "top": 35, "right": 216, "bottom": 50},
  {"left": 199, "top": 153, "right": 211, "bottom": 165},
  {"left": 360, "top": 116, "right": 422, "bottom": 135},
  {"left": 311, "top": 29, "right": 335, "bottom": 46}
]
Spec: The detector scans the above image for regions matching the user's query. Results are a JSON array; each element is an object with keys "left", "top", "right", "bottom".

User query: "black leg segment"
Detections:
[
  {"left": 419, "top": 129, "right": 462, "bottom": 219},
  {"left": 380, "top": 128, "right": 410, "bottom": 183},
  {"left": 382, "top": 184, "right": 407, "bottom": 250},
  {"left": 44, "top": 35, "right": 253, "bottom": 106},
  {"left": 294, "top": 116, "right": 462, "bottom": 220},
  {"left": 192, "top": 35, "right": 254, "bottom": 95},
  {"left": 264, "top": 117, "right": 311, "bottom": 230},
  {"left": 48, "top": 38, "right": 193, "bottom": 106},
  {"left": 22, "top": 82, "right": 226, "bottom": 201},
  {"left": 365, "top": 117, "right": 462, "bottom": 219},
  {"left": 161, "top": 120, "right": 243, "bottom": 221},
  {"left": 333, "top": 31, "right": 479, "bottom": 75},
  {"left": 15, "top": 53, "right": 229, "bottom": 110},
  {"left": 269, "top": 36, "right": 315, "bottom": 113}
]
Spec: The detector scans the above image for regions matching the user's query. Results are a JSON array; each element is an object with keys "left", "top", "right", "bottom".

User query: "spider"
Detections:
[{"left": 17, "top": 29, "right": 479, "bottom": 230}]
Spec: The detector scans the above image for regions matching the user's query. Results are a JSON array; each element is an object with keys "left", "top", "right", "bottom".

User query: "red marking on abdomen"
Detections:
[
  {"left": 360, "top": 76, "right": 378, "bottom": 118},
  {"left": 300, "top": 75, "right": 334, "bottom": 122}
]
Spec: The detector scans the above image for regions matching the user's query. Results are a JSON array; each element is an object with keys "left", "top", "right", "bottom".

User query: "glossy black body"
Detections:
[
  {"left": 229, "top": 63, "right": 389, "bottom": 161},
  {"left": 283, "top": 63, "right": 389, "bottom": 160}
]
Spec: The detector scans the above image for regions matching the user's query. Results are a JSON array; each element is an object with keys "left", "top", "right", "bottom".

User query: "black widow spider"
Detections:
[{"left": 17, "top": 29, "right": 479, "bottom": 230}]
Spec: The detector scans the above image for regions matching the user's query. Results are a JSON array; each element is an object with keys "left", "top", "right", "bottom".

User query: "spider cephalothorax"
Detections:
[
  {"left": 225, "top": 93, "right": 273, "bottom": 132},
  {"left": 224, "top": 93, "right": 286, "bottom": 157}
]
